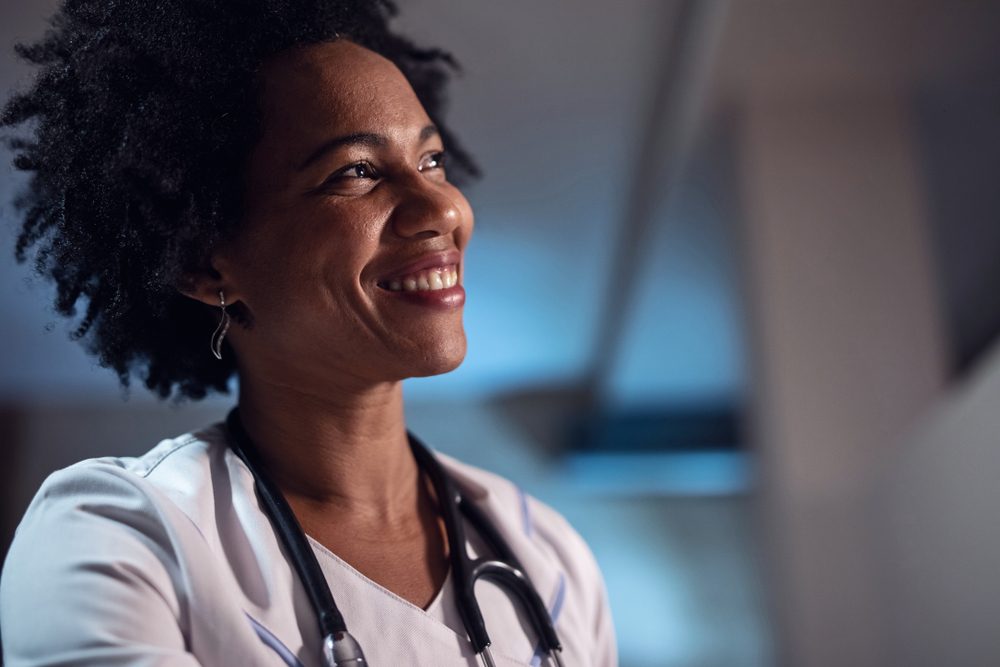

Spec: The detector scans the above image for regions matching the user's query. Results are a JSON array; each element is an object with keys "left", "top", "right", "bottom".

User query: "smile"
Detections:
[{"left": 379, "top": 265, "right": 459, "bottom": 292}]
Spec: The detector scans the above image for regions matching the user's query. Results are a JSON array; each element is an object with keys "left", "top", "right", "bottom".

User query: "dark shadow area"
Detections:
[
  {"left": 0, "top": 404, "right": 26, "bottom": 666},
  {"left": 916, "top": 72, "right": 1000, "bottom": 375},
  {"left": 0, "top": 406, "right": 24, "bottom": 570},
  {"left": 490, "top": 384, "right": 592, "bottom": 457},
  {"left": 570, "top": 403, "right": 742, "bottom": 453},
  {"left": 492, "top": 384, "right": 742, "bottom": 455}
]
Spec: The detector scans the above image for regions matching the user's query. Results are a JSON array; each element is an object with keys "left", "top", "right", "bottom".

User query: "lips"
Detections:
[{"left": 375, "top": 251, "right": 464, "bottom": 309}]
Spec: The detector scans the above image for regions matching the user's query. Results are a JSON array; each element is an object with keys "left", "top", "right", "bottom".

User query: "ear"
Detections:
[{"left": 180, "top": 256, "right": 243, "bottom": 309}]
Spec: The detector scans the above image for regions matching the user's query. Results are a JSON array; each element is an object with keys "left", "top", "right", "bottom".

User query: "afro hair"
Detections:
[{"left": 2, "top": 0, "right": 477, "bottom": 400}]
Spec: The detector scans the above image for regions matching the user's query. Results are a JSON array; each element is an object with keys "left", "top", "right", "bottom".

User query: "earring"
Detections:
[{"left": 211, "top": 290, "right": 231, "bottom": 360}]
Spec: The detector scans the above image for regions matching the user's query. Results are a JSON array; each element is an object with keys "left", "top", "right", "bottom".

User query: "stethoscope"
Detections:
[{"left": 225, "top": 409, "right": 566, "bottom": 667}]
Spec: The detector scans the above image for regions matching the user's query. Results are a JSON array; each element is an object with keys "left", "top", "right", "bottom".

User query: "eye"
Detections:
[
  {"left": 313, "top": 161, "right": 381, "bottom": 196},
  {"left": 337, "top": 161, "right": 377, "bottom": 180},
  {"left": 418, "top": 151, "right": 446, "bottom": 173}
]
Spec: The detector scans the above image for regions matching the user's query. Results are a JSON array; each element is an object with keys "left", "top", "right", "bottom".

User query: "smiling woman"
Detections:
[
  {"left": 209, "top": 42, "right": 474, "bottom": 396},
  {"left": 0, "top": 2, "right": 615, "bottom": 667}
]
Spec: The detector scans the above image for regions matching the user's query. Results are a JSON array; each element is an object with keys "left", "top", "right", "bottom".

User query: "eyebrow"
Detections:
[
  {"left": 419, "top": 124, "right": 439, "bottom": 143},
  {"left": 298, "top": 124, "right": 440, "bottom": 172}
]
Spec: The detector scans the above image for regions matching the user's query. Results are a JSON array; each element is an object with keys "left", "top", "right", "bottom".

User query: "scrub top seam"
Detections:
[
  {"left": 529, "top": 573, "right": 567, "bottom": 667},
  {"left": 517, "top": 487, "right": 533, "bottom": 539},
  {"left": 245, "top": 612, "right": 308, "bottom": 667},
  {"left": 136, "top": 434, "right": 201, "bottom": 478}
]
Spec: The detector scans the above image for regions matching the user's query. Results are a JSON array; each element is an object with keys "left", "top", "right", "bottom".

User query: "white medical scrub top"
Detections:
[{"left": 0, "top": 423, "right": 617, "bottom": 667}]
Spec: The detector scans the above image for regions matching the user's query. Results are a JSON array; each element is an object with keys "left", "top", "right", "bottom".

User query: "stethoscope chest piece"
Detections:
[{"left": 323, "top": 631, "right": 368, "bottom": 667}]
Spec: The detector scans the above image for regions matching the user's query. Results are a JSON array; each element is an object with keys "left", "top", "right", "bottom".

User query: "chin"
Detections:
[{"left": 408, "top": 336, "right": 467, "bottom": 379}]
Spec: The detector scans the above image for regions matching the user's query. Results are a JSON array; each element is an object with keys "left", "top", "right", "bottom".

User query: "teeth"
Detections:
[{"left": 382, "top": 266, "right": 459, "bottom": 292}]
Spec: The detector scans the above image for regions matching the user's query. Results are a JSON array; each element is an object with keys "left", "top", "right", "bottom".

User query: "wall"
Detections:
[{"left": 877, "top": 341, "right": 1000, "bottom": 666}]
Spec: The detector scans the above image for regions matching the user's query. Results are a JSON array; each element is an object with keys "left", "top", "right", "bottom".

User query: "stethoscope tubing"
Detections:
[
  {"left": 225, "top": 409, "right": 347, "bottom": 639},
  {"left": 409, "top": 435, "right": 563, "bottom": 658},
  {"left": 225, "top": 408, "right": 565, "bottom": 667}
]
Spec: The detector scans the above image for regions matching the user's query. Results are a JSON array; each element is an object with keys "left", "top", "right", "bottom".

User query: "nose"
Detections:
[{"left": 389, "top": 176, "right": 465, "bottom": 240}]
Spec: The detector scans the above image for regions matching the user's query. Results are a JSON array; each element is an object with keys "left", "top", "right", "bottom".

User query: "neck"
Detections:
[{"left": 236, "top": 372, "right": 415, "bottom": 518}]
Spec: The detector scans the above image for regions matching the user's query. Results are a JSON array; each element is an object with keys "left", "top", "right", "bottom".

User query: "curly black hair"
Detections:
[{"left": 2, "top": 0, "right": 478, "bottom": 400}]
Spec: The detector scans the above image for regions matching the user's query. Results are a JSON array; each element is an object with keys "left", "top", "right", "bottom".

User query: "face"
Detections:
[{"left": 211, "top": 41, "right": 474, "bottom": 390}]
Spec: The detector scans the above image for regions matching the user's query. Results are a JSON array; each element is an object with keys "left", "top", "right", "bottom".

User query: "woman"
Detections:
[{"left": 0, "top": 0, "right": 616, "bottom": 666}]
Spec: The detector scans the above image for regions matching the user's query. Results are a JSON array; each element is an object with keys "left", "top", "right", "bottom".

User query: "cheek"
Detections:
[
  {"left": 227, "top": 214, "right": 368, "bottom": 325},
  {"left": 250, "top": 197, "right": 381, "bottom": 269}
]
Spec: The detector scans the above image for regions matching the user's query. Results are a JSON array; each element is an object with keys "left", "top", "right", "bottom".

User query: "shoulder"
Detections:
[
  {"left": 0, "top": 422, "right": 280, "bottom": 665},
  {"left": 0, "top": 422, "right": 230, "bottom": 577},
  {"left": 1, "top": 422, "right": 238, "bottom": 582},
  {"left": 5, "top": 423, "right": 230, "bottom": 529},
  {"left": 0, "top": 425, "right": 232, "bottom": 665}
]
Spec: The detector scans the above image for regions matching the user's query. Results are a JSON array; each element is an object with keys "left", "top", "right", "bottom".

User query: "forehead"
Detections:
[{"left": 256, "top": 40, "right": 428, "bottom": 145}]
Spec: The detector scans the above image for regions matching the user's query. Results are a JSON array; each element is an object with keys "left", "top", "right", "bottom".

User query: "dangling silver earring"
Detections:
[{"left": 211, "top": 291, "right": 231, "bottom": 360}]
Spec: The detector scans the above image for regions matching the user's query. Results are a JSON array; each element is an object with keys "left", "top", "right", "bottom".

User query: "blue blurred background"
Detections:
[{"left": 3, "top": 1, "right": 1000, "bottom": 666}]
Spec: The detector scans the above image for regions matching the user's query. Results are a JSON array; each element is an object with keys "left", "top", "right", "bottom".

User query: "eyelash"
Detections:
[
  {"left": 419, "top": 151, "right": 447, "bottom": 172},
  {"left": 336, "top": 161, "right": 378, "bottom": 180}
]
